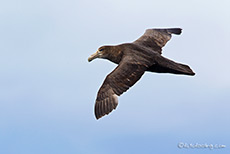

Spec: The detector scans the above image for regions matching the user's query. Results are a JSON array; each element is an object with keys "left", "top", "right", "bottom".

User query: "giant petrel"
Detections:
[{"left": 88, "top": 28, "right": 195, "bottom": 119}]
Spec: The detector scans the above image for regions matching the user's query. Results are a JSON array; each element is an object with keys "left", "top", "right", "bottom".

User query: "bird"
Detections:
[{"left": 88, "top": 28, "right": 195, "bottom": 120}]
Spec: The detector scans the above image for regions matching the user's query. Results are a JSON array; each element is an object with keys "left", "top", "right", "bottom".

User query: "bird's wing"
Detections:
[
  {"left": 94, "top": 56, "right": 148, "bottom": 119},
  {"left": 133, "top": 28, "right": 182, "bottom": 54}
]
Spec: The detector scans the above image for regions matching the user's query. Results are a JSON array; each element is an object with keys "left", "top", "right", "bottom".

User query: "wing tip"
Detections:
[
  {"left": 167, "top": 28, "right": 182, "bottom": 35},
  {"left": 146, "top": 28, "right": 182, "bottom": 35},
  {"left": 94, "top": 94, "right": 118, "bottom": 120}
]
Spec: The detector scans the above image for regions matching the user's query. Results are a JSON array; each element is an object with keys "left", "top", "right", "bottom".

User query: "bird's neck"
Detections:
[{"left": 106, "top": 46, "right": 124, "bottom": 64}]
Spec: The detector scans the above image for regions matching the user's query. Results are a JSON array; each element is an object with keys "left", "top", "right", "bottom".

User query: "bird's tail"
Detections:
[{"left": 147, "top": 56, "right": 195, "bottom": 76}]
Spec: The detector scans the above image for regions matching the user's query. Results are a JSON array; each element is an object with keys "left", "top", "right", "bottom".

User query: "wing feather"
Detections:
[
  {"left": 94, "top": 57, "right": 148, "bottom": 119},
  {"left": 133, "top": 28, "right": 182, "bottom": 54}
]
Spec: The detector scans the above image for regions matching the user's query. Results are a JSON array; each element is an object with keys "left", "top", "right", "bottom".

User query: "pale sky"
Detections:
[{"left": 0, "top": 0, "right": 230, "bottom": 153}]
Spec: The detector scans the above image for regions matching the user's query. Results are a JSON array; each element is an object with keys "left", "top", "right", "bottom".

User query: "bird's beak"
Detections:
[{"left": 88, "top": 51, "right": 100, "bottom": 62}]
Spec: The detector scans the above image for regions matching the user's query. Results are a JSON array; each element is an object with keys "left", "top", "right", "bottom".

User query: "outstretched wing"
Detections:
[
  {"left": 94, "top": 56, "right": 148, "bottom": 119},
  {"left": 133, "top": 28, "right": 182, "bottom": 54}
]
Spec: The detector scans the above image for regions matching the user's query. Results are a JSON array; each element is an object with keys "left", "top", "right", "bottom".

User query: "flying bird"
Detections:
[{"left": 88, "top": 28, "right": 195, "bottom": 119}]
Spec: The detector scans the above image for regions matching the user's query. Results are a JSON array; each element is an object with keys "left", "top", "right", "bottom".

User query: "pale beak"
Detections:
[{"left": 88, "top": 51, "right": 100, "bottom": 62}]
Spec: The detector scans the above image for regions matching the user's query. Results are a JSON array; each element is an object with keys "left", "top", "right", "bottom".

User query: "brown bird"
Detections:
[{"left": 88, "top": 28, "right": 195, "bottom": 120}]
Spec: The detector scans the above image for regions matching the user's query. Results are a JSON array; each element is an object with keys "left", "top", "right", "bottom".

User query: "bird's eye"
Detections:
[{"left": 99, "top": 48, "right": 104, "bottom": 52}]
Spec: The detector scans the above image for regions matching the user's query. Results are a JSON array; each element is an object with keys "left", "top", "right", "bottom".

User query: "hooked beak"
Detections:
[{"left": 88, "top": 51, "right": 100, "bottom": 62}]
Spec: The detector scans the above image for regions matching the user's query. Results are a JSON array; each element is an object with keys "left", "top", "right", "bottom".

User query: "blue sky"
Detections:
[{"left": 0, "top": 0, "right": 230, "bottom": 153}]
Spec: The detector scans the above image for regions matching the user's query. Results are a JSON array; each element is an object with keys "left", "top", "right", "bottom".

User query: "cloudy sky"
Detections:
[{"left": 0, "top": 0, "right": 230, "bottom": 153}]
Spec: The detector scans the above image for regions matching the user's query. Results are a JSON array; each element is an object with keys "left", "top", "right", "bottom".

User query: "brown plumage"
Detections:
[{"left": 88, "top": 28, "right": 195, "bottom": 120}]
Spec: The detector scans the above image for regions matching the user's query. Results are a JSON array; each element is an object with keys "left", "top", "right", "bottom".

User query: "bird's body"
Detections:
[{"left": 88, "top": 28, "right": 195, "bottom": 119}]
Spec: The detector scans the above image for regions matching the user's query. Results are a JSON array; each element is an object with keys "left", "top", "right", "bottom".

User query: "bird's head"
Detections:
[{"left": 88, "top": 46, "right": 111, "bottom": 62}]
